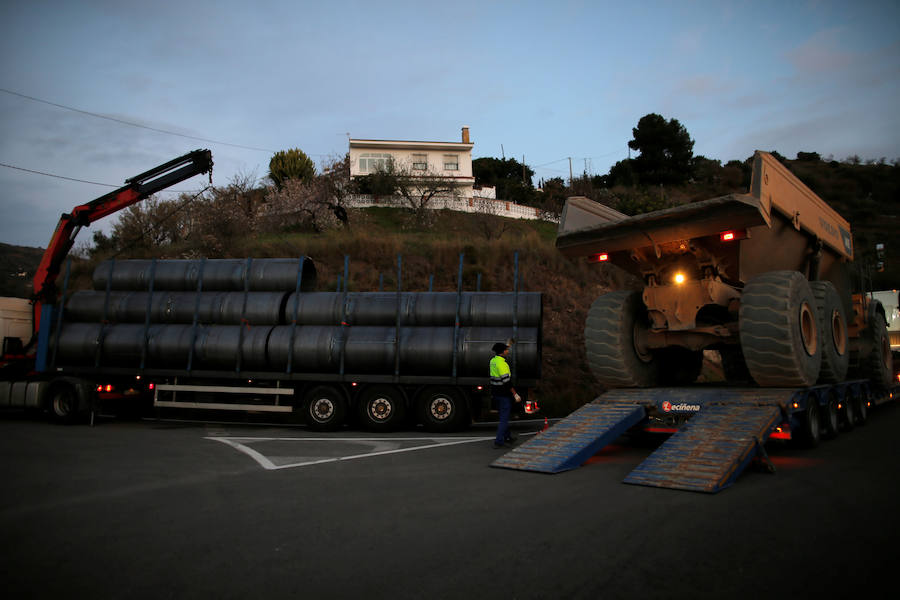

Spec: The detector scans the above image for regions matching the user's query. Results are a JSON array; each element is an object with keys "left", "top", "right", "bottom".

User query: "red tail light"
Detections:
[
  {"left": 588, "top": 253, "right": 609, "bottom": 263},
  {"left": 720, "top": 230, "right": 748, "bottom": 242}
]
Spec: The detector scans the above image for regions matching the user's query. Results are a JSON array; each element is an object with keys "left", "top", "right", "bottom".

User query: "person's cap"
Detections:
[{"left": 492, "top": 342, "right": 508, "bottom": 354}]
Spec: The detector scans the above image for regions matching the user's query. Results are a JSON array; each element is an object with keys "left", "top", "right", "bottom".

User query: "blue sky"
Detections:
[{"left": 1, "top": 0, "right": 898, "bottom": 247}]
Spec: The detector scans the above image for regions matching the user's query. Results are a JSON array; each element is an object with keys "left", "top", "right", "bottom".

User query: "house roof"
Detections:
[{"left": 349, "top": 138, "right": 473, "bottom": 152}]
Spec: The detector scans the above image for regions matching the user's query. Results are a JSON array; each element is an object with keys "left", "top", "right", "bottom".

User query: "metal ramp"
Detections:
[
  {"left": 623, "top": 403, "right": 783, "bottom": 493},
  {"left": 490, "top": 401, "right": 646, "bottom": 473}
]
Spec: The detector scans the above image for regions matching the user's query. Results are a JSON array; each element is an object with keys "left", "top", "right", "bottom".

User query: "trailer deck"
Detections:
[{"left": 492, "top": 383, "right": 897, "bottom": 493}]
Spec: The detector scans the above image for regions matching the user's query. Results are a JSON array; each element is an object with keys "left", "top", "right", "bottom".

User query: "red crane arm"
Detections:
[{"left": 30, "top": 149, "right": 213, "bottom": 323}]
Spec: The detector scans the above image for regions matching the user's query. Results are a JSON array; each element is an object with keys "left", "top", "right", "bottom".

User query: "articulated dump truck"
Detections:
[
  {"left": 491, "top": 151, "right": 896, "bottom": 491},
  {"left": 556, "top": 150, "right": 892, "bottom": 392}
]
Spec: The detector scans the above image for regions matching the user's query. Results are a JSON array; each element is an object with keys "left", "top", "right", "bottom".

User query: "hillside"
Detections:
[{"left": 0, "top": 242, "right": 43, "bottom": 298}]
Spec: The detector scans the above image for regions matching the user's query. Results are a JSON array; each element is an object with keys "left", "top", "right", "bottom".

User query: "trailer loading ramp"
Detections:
[
  {"left": 491, "top": 388, "right": 788, "bottom": 493},
  {"left": 490, "top": 401, "right": 646, "bottom": 473}
]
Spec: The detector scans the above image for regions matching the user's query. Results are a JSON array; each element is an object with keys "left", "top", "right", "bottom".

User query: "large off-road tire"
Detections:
[
  {"left": 585, "top": 291, "right": 658, "bottom": 388},
  {"left": 808, "top": 281, "right": 849, "bottom": 383},
  {"left": 357, "top": 385, "right": 407, "bottom": 432},
  {"left": 859, "top": 317, "right": 893, "bottom": 391},
  {"left": 739, "top": 271, "right": 821, "bottom": 387},
  {"left": 304, "top": 385, "right": 348, "bottom": 431}
]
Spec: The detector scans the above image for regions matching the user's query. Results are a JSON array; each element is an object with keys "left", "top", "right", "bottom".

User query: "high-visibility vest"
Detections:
[{"left": 490, "top": 355, "right": 511, "bottom": 394}]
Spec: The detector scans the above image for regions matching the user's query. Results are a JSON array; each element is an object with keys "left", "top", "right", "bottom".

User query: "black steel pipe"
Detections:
[
  {"left": 53, "top": 322, "right": 539, "bottom": 377},
  {"left": 283, "top": 292, "right": 542, "bottom": 327},
  {"left": 65, "top": 291, "right": 288, "bottom": 325},
  {"left": 54, "top": 323, "right": 272, "bottom": 370},
  {"left": 92, "top": 258, "right": 317, "bottom": 292}
]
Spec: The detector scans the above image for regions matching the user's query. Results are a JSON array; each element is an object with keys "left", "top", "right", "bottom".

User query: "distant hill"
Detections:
[{"left": 0, "top": 242, "right": 43, "bottom": 298}]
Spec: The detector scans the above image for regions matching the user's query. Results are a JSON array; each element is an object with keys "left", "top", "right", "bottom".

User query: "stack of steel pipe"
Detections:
[{"left": 54, "top": 258, "right": 541, "bottom": 377}]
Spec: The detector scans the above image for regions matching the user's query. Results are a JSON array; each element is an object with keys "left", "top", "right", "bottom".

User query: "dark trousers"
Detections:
[{"left": 494, "top": 395, "right": 512, "bottom": 445}]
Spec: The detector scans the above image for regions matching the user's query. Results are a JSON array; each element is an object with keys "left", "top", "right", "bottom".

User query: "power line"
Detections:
[
  {"left": 0, "top": 160, "right": 207, "bottom": 193},
  {"left": 0, "top": 161, "right": 117, "bottom": 186},
  {"left": 1, "top": 87, "right": 276, "bottom": 153}
]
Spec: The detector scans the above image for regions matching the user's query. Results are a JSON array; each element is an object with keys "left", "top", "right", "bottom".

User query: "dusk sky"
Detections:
[{"left": 1, "top": 0, "right": 898, "bottom": 247}]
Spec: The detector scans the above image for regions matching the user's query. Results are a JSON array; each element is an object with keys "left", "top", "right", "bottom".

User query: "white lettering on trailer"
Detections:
[{"left": 661, "top": 401, "right": 701, "bottom": 413}]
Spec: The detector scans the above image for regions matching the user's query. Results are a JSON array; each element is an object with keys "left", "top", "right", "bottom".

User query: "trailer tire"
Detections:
[
  {"left": 740, "top": 271, "right": 821, "bottom": 387},
  {"left": 358, "top": 385, "right": 406, "bottom": 432},
  {"left": 839, "top": 389, "right": 855, "bottom": 432},
  {"left": 821, "top": 390, "right": 840, "bottom": 440},
  {"left": 304, "top": 385, "right": 347, "bottom": 431},
  {"left": 417, "top": 386, "right": 468, "bottom": 432},
  {"left": 859, "top": 317, "right": 893, "bottom": 391},
  {"left": 585, "top": 291, "right": 659, "bottom": 388},
  {"left": 809, "top": 281, "right": 849, "bottom": 383},
  {"left": 46, "top": 379, "right": 83, "bottom": 424},
  {"left": 852, "top": 388, "right": 869, "bottom": 425},
  {"left": 792, "top": 396, "right": 820, "bottom": 448}
]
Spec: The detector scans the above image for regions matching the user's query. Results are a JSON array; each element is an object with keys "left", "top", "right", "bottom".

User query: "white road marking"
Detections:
[{"left": 207, "top": 435, "right": 496, "bottom": 471}]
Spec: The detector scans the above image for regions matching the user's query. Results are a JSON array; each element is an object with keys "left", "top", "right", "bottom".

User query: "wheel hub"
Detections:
[
  {"left": 371, "top": 398, "right": 392, "bottom": 421},
  {"left": 430, "top": 398, "right": 451, "bottom": 420},
  {"left": 830, "top": 309, "right": 847, "bottom": 355},
  {"left": 312, "top": 398, "right": 334, "bottom": 420},
  {"left": 799, "top": 301, "right": 818, "bottom": 357}
]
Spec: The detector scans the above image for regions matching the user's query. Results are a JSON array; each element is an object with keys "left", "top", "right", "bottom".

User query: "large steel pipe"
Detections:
[
  {"left": 267, "top": 325, "right": 540, "bottom": 377},
  {"left": 283, "top": 292, "right": 542, "bottom": 327},
  {"left": 54, "top": 323, "right": 272, "bottom": 370},
  {"left": 92, "top": 258, "right": 316, "bottom": 292},
  {"left": 65, "top": 291, "right": 288, "bottom": 325}
]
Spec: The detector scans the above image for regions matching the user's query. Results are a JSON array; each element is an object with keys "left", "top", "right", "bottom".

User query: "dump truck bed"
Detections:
[{"left": 557, "top": 151, "right": 853, "bottom": 264}]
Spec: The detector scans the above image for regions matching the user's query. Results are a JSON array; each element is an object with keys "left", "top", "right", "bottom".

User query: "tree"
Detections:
[
  {"left": 268, "top": 148, "right": 316, "bottom": 190},
  {"left": 473, "top": 157, "right": 535, "bottom": 203},
  {"left": 358, "top": 161, "right": 461, "bottom": 227},
  {"left": 627, "top": 113, "right": 695, "bottom": 184}
]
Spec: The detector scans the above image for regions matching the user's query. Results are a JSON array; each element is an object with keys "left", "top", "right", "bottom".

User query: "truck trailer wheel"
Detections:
[
  {"left": 792, "top": 396, "right": 821, "bottom": 448},
  {"left": 46, "top": 379, "right": 83, "bottom": 424},
  {"left": 304, "top": 385, "right": 347, "bottom": 431},
  {"left": 739, "top": 271, "right": 821, "bottom": 387},
  {"left": 585, "top": 291, "right": 659, "bottom": 388},
  {"left": 417, "top": 386, "right": 468, "bottom": 432},
  {"left": 808, "top": 281, "right": 849, "bottom": 383},
  {"left": 821, "top": 390, "right": 840, "bottom": 440},
  {"left": 358, "top": 385, "right": 406, "bottom": 432}
]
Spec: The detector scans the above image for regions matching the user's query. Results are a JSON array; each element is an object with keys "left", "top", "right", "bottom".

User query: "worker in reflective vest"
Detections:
[{"left": 490, "top": 342, "right": 521, "bottom": 448}]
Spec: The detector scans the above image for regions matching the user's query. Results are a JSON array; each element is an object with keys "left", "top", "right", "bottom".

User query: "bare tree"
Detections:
[
  {"left": 371, "top": 161, "right": 461, "bottom": 227},
  {"left": 473, "top": 196, "right": 512, "bottom": 240}
]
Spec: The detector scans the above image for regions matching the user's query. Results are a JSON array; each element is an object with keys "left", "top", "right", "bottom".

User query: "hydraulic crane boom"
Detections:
[
  {"left": 32, "top": 150, "right": 213, "bottom": 307},
  {"left": 30, "top": 149, "right": 213, "bottom": 340}
]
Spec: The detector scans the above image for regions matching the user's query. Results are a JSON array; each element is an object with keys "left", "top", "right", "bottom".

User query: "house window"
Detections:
[
  {"left": 359, "top": 153, "right": 393, "bottom": 173},
  {"left": 412, "top": 153, "right": 427, "bottom": 171},
  {"left": 443, "top": 155, "right": 459, "bottom": 171}
]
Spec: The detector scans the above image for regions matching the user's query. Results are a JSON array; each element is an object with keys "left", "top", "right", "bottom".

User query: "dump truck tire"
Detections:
[
  {"left": 859, "top": 317, "right": 893, "bottom": 391},
  {"left": 809, "top": 281, "right": 849, "bottom": 383},
  {"left": 585, "top": 291, "right": 658, "bottom": 387},
  {"left": 740, "top": 271, "right": 821, "bottom": 387}
]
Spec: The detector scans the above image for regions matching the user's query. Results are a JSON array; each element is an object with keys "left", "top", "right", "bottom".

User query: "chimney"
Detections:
[{"left": 461, "top": 126, "right": 470, "bottom": 144}]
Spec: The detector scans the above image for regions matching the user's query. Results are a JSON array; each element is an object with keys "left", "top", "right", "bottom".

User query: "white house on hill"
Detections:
[{"left": 349, "top": 126, "right": 476, "bottom": 200}]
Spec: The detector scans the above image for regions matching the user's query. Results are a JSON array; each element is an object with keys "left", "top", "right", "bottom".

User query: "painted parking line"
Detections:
[{"left": 207, "top": 435, "right": 499, "bottom": 471}]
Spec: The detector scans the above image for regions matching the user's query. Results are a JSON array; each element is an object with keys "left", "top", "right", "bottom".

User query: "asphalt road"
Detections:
[{"left": 1, "top": 402, "right": 898, "bottom": 599}]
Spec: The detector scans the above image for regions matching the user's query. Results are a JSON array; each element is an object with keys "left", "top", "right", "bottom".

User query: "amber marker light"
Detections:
[{"left": 674, "top": 272, "right": 687, "bottom": 285}]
